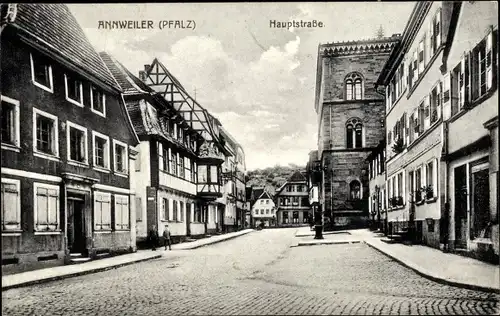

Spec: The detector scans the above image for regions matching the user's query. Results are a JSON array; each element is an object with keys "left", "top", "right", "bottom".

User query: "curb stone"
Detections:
[
  {"left": 363, "top": 240, "right": 500, "bottom": 294},
  {"left": 177, "top": 230, "right": 254, "bottom": 250},
  {"left": 2, "top": 254, "right": 162, "bottom": 291}
]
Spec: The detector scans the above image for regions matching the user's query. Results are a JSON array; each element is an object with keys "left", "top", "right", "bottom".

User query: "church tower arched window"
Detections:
[
  {"left": 346, "top": 118, "right": 364, "bottom": 149},
  {"left": 345, "top": 73, "right": 363, "bottom": 100}
]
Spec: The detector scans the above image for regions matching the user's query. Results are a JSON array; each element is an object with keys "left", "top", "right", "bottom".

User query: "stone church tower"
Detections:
[{"left": 314, "top": 35, "right": 400, "bottom": 229}]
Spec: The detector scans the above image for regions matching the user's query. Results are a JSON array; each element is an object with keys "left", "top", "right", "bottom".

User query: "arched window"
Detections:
[
  {"left": 345, "top": 73, "right": 363, "bottom": 100},
  {"left": 346, "top": 118, "right": 363, "bottom": 148},
  {"left": 350, "top": 180, "right": 361, "bottom": 200}
]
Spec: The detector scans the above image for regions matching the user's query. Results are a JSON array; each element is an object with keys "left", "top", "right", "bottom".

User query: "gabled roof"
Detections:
[
  {"left": 257, "top": 191, "right": 273, "bottom": 201},
  {"left": 289, "top": 170, "right": 307, "bottom": 182},
  {"left": 6, "top": 4, "right": 120, "bottom": 92}
]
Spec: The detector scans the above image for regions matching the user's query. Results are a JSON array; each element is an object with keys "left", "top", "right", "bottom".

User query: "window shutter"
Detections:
[
  {"left": 429, "top": 17, "right": 435, "bottom": 55},
  {"left": 413, "top": 50, "right": 419, "bottom": 81},
  {"left": 424, "top": 96, "right": 430, "bottom": 130},
  {"left": 409, "top": 112, "right": 414, "bottom": 143},
  {"left": 403, "top": 112, "right": 408, "bottom": 145},
  {"left": 436, "top": 9, "right": 442, "bottom": 47},
  {"left": 442, "top": 72, "right": 451, "bottom": 120},
  {"left": 437, "top": 81, "right": 442, "bottom": 120},
  {"left": 386, "top": 86, "right": 390, "bottom": 109},
  {"left": 486, "top": 29, "right": 495, "bottom": 91},
  {"left": 432, "top": 159, "right": 438, "bottom": 196},
  {"left": 402, "top": 171, "right": 406, "bottom": 203},
  {"left": 459, "top": 54, "right": 467, "bottom": 109}
]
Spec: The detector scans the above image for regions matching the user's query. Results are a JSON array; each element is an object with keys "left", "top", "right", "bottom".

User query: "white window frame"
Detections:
[
  {"left": 1, "top": 178, "right": 21, "bottom": 233},
  {"left": 33, "top": 182, "right": 60, "bottom": 233},
  {"left": 1, "top": 95, "right": 21, "bottom": 151},
  {"left": 114, "top": 194, "right": 130, "bottom": 230},
  {"left": 30, "top": 53, "right": 53, "bottom": 93},
  {"left": 64, "top": 74, "right": 84, "bottom": 107},
  {"left": 33, "top": 107, "right": 59, "bottom": 161},
  {"left": 92, "top": 131, "right": 111, "bottom": 172},
  {"left": 90, "top": 85, "right": 106, "bottom": 117},
  {"left": 94, "top": 191, "right": 112, "bottom": 231},
  {"left": 112, "top": 139, "right": 129, "bottom": 175},
  {"left": 66, "top": 121, "right": 89, "bottom": 166}
]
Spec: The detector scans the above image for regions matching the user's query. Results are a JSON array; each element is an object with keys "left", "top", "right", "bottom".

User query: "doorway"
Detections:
[
  {"left": 471, "top": 164, "right": 490, "bottom": 239},
  {"left": 454, "top": 165, "right": 468, "bottom": 249},
  {"left": 67, "top": 195, "right": 86, "bottom": 255}
]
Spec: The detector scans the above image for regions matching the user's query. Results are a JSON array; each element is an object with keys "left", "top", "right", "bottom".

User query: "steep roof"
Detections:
[
  {"left": 8, "top": 4, "right": 120, "bottom": 91},
  {"left": 257, "top": 191, "right": 273, "bottom": 200},
  {"left": 288, "top": 170, "right": 307, "bottom": 182}
]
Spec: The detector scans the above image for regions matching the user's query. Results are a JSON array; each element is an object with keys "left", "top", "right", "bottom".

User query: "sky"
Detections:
[{"left": 68, "top": 2, "right": 415, "bottom": 171}]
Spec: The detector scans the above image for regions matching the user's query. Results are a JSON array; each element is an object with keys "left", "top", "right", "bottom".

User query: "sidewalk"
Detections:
[
  {"left": 172, "top": 229, "right": 254, "bottom": 250},
  {"left": 2, "top": 229, "right": 255, "bottom": 290},
  {"left": 350, "top": 229, "right": 500, "bottom": 293}
]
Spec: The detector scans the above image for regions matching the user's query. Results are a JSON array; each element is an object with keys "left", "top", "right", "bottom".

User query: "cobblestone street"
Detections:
[{"left": 2, "top": 228, "right": 500, "bottom": 315}]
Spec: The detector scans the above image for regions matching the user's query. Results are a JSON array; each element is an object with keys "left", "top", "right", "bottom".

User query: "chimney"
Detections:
[
  {"left": 144, "top": 64, "right": 150, "bottom": 72},
  {"left": 138, "top": 70, "right": 146, "bottom": 82}
]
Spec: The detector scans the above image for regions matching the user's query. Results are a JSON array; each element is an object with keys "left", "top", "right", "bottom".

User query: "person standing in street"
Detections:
[
  {"left": 148, "top": 225, "right": 159, "bottom": 251},
  {"left": 163, "top": 224, "right": 172, "bottom": 251}
]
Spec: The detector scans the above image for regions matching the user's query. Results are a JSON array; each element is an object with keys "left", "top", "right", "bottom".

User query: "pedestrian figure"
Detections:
[
  {"left": 163, "top": 224, "right": 172, "bottom": 251},
  {"left": 148, "top": 225, "right": 159, "bottom": 251}
]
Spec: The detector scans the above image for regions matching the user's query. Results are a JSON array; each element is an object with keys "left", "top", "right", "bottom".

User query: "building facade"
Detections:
[
  {"left": 366, "top": 140, "right": 386, "bottom": 230},
  {"left": 440, "top": 1, "right": 498, "bottom": 260},
  {"left": 100, "top": 53, "right": 205, "bottom": 243},
  {"left": 1, "top": 4, "right": 139, "bottom": 273},
  {"left": 275, "top": 171, "right": 311, "bottom": 226},
  {"left": 376, "top": 1, "right": 498, "bottom": 260},
  {"left": 314, "top": 35, "right": 400, "bottom": 230},
  {"left": 251, "top": 191, "right": 276, "bottom": 227}
]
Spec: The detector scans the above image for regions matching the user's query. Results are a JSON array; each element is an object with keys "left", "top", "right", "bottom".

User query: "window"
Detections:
[
  {"left": 349, "top": 180, "right": 361, "bottom": 200},
  {"left": 283, "top": 211, "right": 289, "bottom": 224},
  {"left": 179, "top": 155, "right": 185, "bottom": 178},
  {"left": 260, "top": 209, "right": 264, "bottom": 215},
  {"left": 192, "top": 162, "right": 197, "bottom": 183},
  {"left": 260, "top": 200, "right": 264, "bottom": 204},
  {"left": 418, "top": 37, "right": 425, "bottom": 74},
  {"left": 171, "top": 152, "right": 177, "bottom": 175},
  {"left": 210, "top": 165, "right": 218, "bottom": 184},
  {"left": 429, "top": 9, "right": 442, "bottom": 56},
  {"left": 91, "top": 85, "right": 106, "bottom": 117},
  {"left": 266, "top": 200, "right": 269, "bottom": 204},
  {"left": 113, "top": 139, "right": 128, "bottom": 174},
  {"left": 185, "top": 157, "right": 191, "bottom": 181},
  {"left": 30, "top": 53, "right": 53, "bottom": 92},
  {"left": 1, "top": 179, "right": 21, "bottom": 231},
  {"left": 1, "top": 96, "right": 20, "bottom": 148},
  {"left": 429, "top": 83, "right": 441, "bottom": 125},
  {"left": 425, "top": 159, "right": 438, "bottom": 199},
  {"left": 114, "top": 195, "right": 129, "bottom": 230},
  {"left": 159, "top": 143, "right": 164, "bottom": 171},
  {"left": 470, "top": 30, "right": 497, "bottom": 101},
  {"left": 293, "top": 211, "right": 299, "bottom": 223},
  {"left": 67, "top": 121, "right": 88, "bottom": 164},
  {"left": 64, "top": 74, "right": 83, "bottom": 107},
  {"left": 92, "top": 131, "right": 110, "bottom": 170},
  {"left": 346, "top": 118, "right": 363, "bottom": 148},
  {"left": 345, "top": 73, "right": 363, "bottom": 100},
  {"left": 94, "top": 192, "right": 111, "bottom": 230},
  {"left": 34, "top": 183, "right": 60, "bottom": 232},
  {"left": 415, "top": 168, "right": 423, "bottom": 202},
  {"left": 161, "top": 198, "right": 169, "bottom": 221},
  {"left": 173, "top": 200, "right": 178, "bottom": 221},
  {"left": 292, "top": 196, "right": 299, "bottom": 206},
  {"left": 33, "top": 108, "right": 59, "bottom": 158},
  {"left": 409, "top": 171, "right": 415, "bottom": 202},
  {"left": 397, "top": 173, "right": 403, "bottom": 199}
]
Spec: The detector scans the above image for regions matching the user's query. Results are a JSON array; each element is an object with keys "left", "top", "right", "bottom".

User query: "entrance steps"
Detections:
[{"left": 69, "top": 253, "right": 91, "bottom": 264}]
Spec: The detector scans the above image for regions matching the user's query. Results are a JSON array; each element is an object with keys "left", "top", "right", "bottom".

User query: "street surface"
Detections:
[{"left": 2, "top": 228, "right": 500, "bottom": 315}]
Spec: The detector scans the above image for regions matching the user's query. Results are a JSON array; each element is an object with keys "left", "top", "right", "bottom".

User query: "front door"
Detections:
[
  {"left": 454, "top": 165, "right": 468, "bottom": 248},
  {"left": 186, "top": 204, "right": 191, "bottom": 237},
  {"left": 68, "top": 196, "right": 86, "bottom": 254},
  {"left": 471, "top": 165, "right": 490, "bottom": 239}
]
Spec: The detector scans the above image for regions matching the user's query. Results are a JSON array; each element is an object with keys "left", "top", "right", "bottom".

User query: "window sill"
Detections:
[
  {"left": 91, "top": 108, "right": 106, "bottom": 118},
  {"left": 388, "top": 205, "right": 405, "bottom": 211},
  {"left": 93, "top": 166, "right": 111, "bottom": 173},
  {"left": 68, "top": 160, "right": 89, "bottom": 168},
  {"left": 33, "top": 80, "right": 53, "bottom": 93},
  {"left": 406, "top": 118, "right": 442, "bottom": 152},
  {"left": 114, "top": 171, "right": 129, "bottom": 178},
  {"left": 66, "top": 97, "right": 84, "bottom": 108},
  {"left": 2, "top": 230, "right": 22, "bottom": 236},
  {"left": 1, "top": 143, "right": 20, "bottom": 153},
  {"left": 114, "top": 229, "right": 130, "bottom": 232},
  {"left": 34, "top": 151, "right": 60, "bottom": 162},
  {"left": 415, "top": 200, "right": 425, "bottom": 206},
  {"left": 425, "top": 197, "right": 438, "bottom": 204},
  {"left": 94, "top": 230, "right": 112, "bottom": 234},
  {"left": 34, "top": 230, "right": 62, "bottom": 235}
]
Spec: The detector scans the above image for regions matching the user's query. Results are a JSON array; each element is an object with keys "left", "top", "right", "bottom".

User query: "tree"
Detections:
[{"left": 376, "top": 25, "right": 385, "bottom": 39}]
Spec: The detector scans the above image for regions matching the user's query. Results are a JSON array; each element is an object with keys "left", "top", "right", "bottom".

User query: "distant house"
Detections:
[
  {"left": 275, "top": 171, "right": 312, "bottom": 226},
  {"left": 251, "top": 190, "right": 276, "bottom": 227}
]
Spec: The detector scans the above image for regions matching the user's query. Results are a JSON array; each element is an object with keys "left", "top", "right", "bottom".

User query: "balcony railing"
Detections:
[{"left": 159, "top": 171, "right": 196, "bottom": 195}]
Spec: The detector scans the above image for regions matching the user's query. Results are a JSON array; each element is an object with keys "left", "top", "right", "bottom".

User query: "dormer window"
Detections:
[
  {"left": 345, "top": 73, "right": 363, "bottom": 100},
  {"left": 65, "top": 74, "right": 83, "bottom": 107},
  {"left": 30, "top": 53, "right": 53, "bottom": 93}
]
